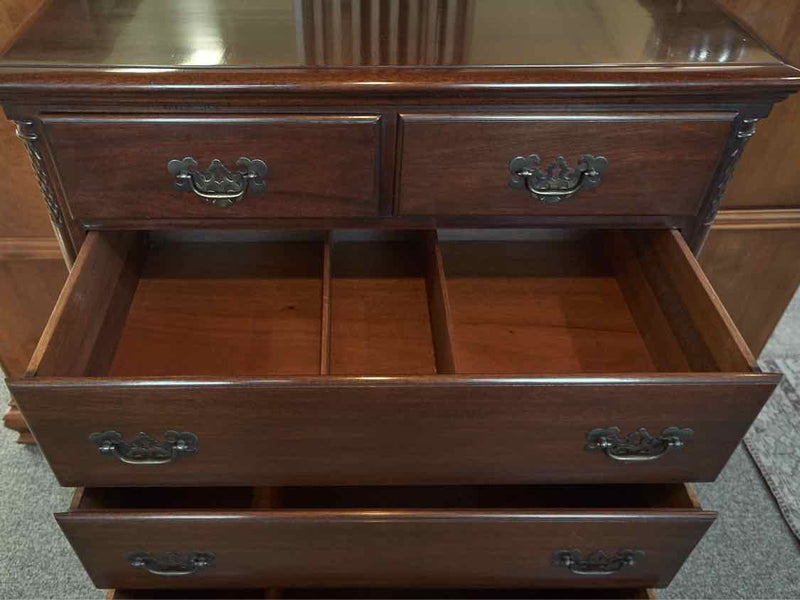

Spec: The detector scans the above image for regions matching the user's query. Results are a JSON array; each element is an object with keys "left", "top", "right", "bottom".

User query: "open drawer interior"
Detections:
[
  {"left": 73, "top": 482, "right": 700, "bottom": 512},
  {"left": 26, "top": 228, "right": 757, "bottom": 380}
]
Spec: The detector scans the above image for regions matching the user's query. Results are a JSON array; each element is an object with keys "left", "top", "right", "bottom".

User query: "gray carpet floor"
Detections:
[{"left": 1, "top": 289, "right": 799, "bottom": 599}]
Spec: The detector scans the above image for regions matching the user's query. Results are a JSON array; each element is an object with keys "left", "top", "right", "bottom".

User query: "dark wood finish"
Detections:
[
  {"left": 0, "top": 0, "right": 779, "bottom": 69},
  {"left": 109, "top": 587, "right": 656, "bottom": 599},
  {"left": 700, "top": 210, "right": 800, "bottom": 354},
  {"left": 57, "top": 484, "right": 712, "bottom": 590},
  {"left": 397, "top": 114, "right": 733, "bottom": 217},
  {"left": 0, "top": 0, "right": 797, "bottom": 108},
  {"left": 42, "top": 116, "right": 381, "bottom": 222},
  {"left": 1, "top": 1, "right": 797, "bottom": 593},
  {"left": 9, "top": 229, "right": 778, "bottom": 487}
]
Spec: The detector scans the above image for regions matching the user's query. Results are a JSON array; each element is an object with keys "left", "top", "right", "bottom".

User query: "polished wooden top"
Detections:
[
  {"left": 0, "top": 0, "right": 797, "bottom": 104},
  {"left": 0, "top": 0, "right": 783, "bottom": 68}
]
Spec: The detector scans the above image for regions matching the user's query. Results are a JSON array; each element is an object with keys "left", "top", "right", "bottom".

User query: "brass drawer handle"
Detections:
[
  {"left": 167, "top": 156, "right": 268, "bottom": 208},
  {"left": 554, "top": 549, "right": 644, "bottom": 576},
  {"left": 585, "top": 426, "right": 693, "bottom": 462},
  {"left": 128, "top": 552, "right": 215, "bottom": 577},
  {"left": 509, "top": 153, "right": 607, "bottom": 204},
  {"left": 89, "top": 430, "right": 198, "bottom": 465}
]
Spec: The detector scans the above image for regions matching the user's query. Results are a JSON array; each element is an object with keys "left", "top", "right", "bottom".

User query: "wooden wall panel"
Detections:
[
  {"left": 700, "top": 211, "right": 800, "bottom": 355},
  {"left": 718, "top": 0, "right": 800, "bottom": 209},
  {"left": 0, "top": 0, "right": 66, "bottom": 442}
]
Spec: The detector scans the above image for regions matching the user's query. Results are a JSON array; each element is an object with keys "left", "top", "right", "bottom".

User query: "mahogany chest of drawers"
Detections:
[{"left": 1, "top": 0, "right": 798, "bottom": 596}]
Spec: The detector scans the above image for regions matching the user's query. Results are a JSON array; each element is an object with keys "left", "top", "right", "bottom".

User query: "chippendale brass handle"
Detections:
[
  {"left": 167, "top": 156, "right": 267, "bottom": 208},
  {"left": 128, "top": 552, "right": 215, "bottom": 577},
  {"left": 584, "top": 426, "right": 693, "bottom": 462},
  {"left": 89, "top": 430, "right": 198, "bottom": 465},
  {"left": 554, "top": 549, "right": 644, "bottom": 576},
  {"left": 509, "top": 154, "right": 607, "bottom": 204}
]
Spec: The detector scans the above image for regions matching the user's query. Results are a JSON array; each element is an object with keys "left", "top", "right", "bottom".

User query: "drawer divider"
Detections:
[
  {"left": 320, "top": 233, "right": 332, "bottom": 375},
  {"left": 424, "top": 231, "right": 457, "bottom": 375}
]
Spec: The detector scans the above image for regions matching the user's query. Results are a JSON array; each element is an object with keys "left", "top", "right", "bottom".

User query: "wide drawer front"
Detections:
[
  {"left": 41, "top": 115, "right": 381, "bottom": 221},
  {"left": 58, "top": 484, "right": 713, "bottom": 590},
  {"left": 12, "top": 228, "right": 777, "bottom": 487},
  {"left": 397, "top": 113, "right": 733, "bottom": 217}
]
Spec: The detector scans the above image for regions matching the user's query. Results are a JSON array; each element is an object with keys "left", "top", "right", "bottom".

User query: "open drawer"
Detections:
[
  {"left": 10, "top": 228, "right": 778, "bottom": 486},
  {"left": 57, "top": 483, "right": 713, "bottom": 590}
]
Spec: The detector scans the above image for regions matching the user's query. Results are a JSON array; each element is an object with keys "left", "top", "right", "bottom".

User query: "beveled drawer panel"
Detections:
[
  {"left": 396, "top": 113, "right": 733, "bottom": 216},
  {"left": 58, "top": 484, "right": 713, "bottom": 590},
  {"left": 42, "top": 115, "right": 381, "bottom": 221},
  {"left": 10, "top": 228, "right": 777, "bottom": 487}
]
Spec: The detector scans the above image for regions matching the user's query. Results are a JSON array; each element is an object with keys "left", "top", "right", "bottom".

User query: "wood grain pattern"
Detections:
[
  {"left": 0, "top": 244, "right": 65, "bottom": 377},
  {"left": 330, "top": 239, "right": 435, "bottom": 375},
  {"left": 9, "top": 228, "right": 778, "bottom": 486},
  {"left": 0, "top": 0, "right": 61, "bottom": 442},
  {"left": 10, "top": 374, "right": 776, "bottom": 487},
  {"left": 440, "top": 237, "right": 657, "bottom": 374},
  {"left": 718, "top": 0, "right": 800, "bottom": 210},
  {"left": 110, "top": 241, "right": 324, "bottom": 378},
  {"left": 644, "top": 230, "right": 756, "bottom": 372},
  {"left": 700, "top": 216, "right": 800, "bottom": 354},
  {"left": 424, "top": 231, "right": 456, "bottom": 375},
  {"left": 26, "top": 231, "right": 141, "bottom": 378},
  {"left": 0, "top": 0, "right": 779, "bottom": 69},
  {"left": 397, "top": 114, "right": 733, "bottom": 217},
  {"left": 57, "top": 483, "right": 713, "bottom": 590},
  {"left": 41, "top": 116, "right": 381, "bottom": 222}
]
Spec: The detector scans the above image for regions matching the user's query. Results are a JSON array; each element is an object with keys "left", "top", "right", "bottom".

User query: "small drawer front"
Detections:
[
  {"left": 397, "top": 113, "right": 733, "bottom": 216},
  {"left": 57, "top": 485, "right": 714, "bottom": 590},
  {"left": 42, "top": 115, "right": 381, "bottom": 221}
]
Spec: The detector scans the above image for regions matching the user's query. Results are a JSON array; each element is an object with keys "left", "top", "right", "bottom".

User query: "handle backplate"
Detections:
[
  {"left": 554, "top": 549, "right": 644, "bottom": 576},
  {"left": 128, "top": 552, "right": 215, "bottom": 577},
  {"left": 89, "top": 430, "right": 198, "bottom": 465},
  {"left": 584, "top": 426, "right": 693, "bottom": 462},
  {"left": 167, "top": 156, "right": 267, "bottom": 208},
  {"left": 509, "top": 153, "right": 607, "bottom": 204}
]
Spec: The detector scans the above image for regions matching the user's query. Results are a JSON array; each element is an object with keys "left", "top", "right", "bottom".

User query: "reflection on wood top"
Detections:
[{"left": 0, "top": 0, "right": 784, "bottom": 69}]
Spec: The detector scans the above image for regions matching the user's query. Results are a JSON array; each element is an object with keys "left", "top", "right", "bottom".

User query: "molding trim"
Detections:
[
  {"left": 0, "top": 237, "right": 64, "bottom": 260},
  {"left": 13, "top": 120, "right": 62, "bottom": 226},
  {"left": 713, "top": 208, "right": 800, "bottom": 230},
  {"left": 12, "top": 119, "right": 76, "bottom": 268},
  {"left": 701, "top": 116, "right": 759, "bottom": 228}
]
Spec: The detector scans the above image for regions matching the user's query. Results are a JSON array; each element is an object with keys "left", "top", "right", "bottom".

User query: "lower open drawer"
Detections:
[
  {"left": 11, "top": 228, "right": 777, "bottom": 486},
  {"left": 58, "top": 483, "right": 713, "bottom": 590}
]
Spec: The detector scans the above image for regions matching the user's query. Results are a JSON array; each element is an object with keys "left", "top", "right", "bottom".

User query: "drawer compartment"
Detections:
[
  {"left": 397, "top": 113, "right": 733, "bottom": 217},
  {"left": 11, "top": 228, "right": 777, "bottom": 486},
  {"left": 42, "top": 115, "right": 381, "bottom": 221},
  {"left": 58, "top": 483, "right": 713, "bottom": 590}
]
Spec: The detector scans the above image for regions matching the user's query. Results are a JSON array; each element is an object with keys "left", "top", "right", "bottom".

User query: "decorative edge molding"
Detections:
[
  {"left": 0, "top": 237, "right": 64, "bottom": 260},
  {"left": 700, "top": 116, "right": 759, "bottom": 229},
  {"left": 13, "top": 120, "right": 63, "bottom": 226},
  {"left": 712, "top": 208, "right": 800, "bottom": 230}
]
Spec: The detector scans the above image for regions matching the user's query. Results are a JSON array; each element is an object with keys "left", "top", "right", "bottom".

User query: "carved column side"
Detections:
[
  {"left": 690, "top": 115, "right": 759, "bottom": 253},
  {"left": 13, "top": 120, "right": 76, "bottom": 267}
]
